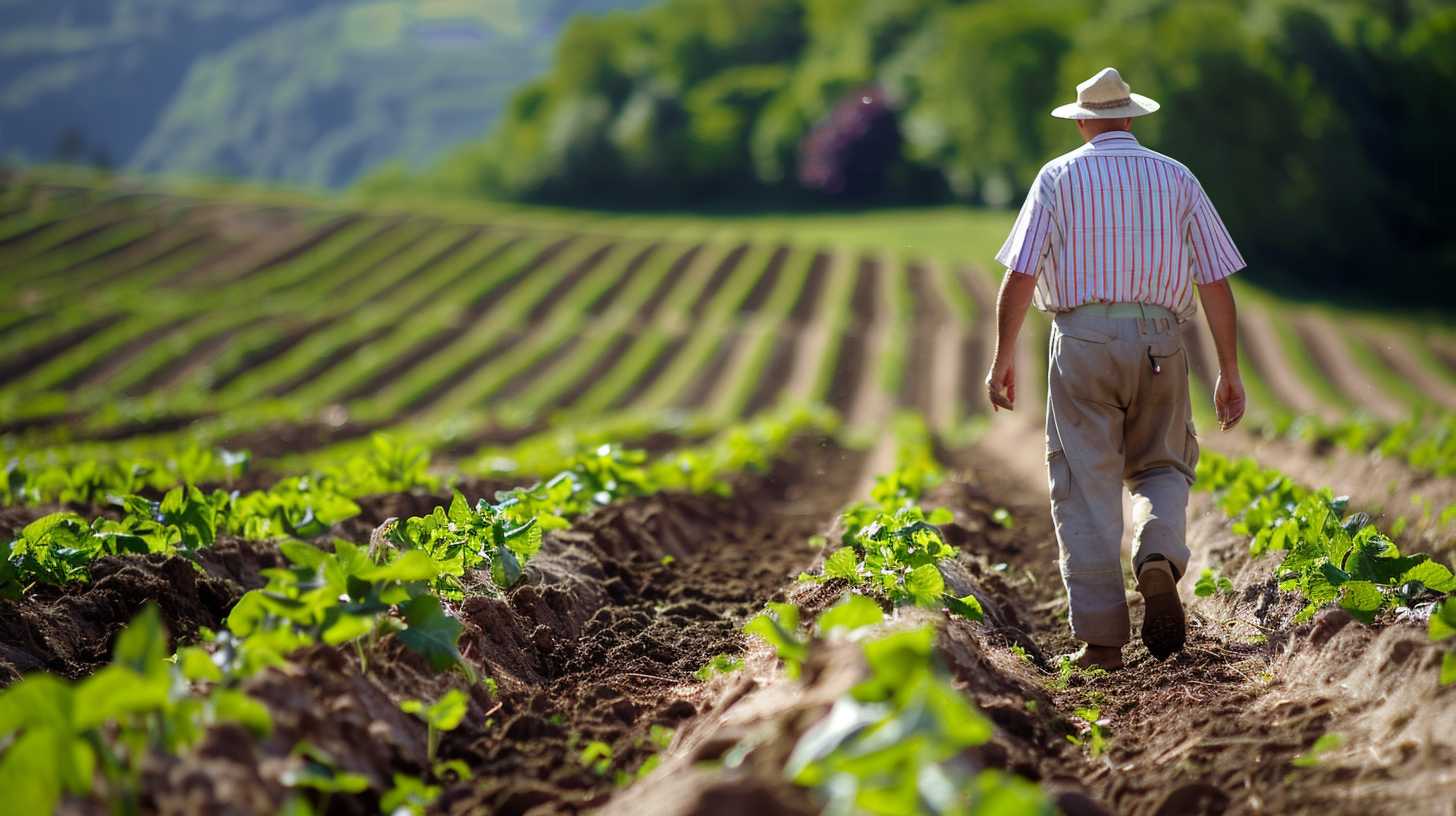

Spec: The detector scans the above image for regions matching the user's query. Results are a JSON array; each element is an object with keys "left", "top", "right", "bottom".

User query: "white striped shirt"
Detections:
[{"left": 995, "top": 131, "right": 1244, "bottom": 321}]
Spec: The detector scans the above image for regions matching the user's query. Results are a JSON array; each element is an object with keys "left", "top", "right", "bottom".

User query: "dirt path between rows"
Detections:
[
  {"left": 1295, "top": 314, "right": 1408, "bottom": 421},
  {"left": 1358, "top": 325, "right": 1456, "bottom": 410},
  {"left": 950, "top": 422, "right": 1455, "bottom": 815},
  {"left": 1236, "top": 301, "right": 1329, "bottom": 419},
  {"left": 603, "top": 414, "right": 1454, "bottom": 816}
]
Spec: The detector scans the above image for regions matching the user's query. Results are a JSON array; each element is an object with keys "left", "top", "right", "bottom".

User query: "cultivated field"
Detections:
[{"left": 2, "top": 170, "right": 1454, "bottom": 815}]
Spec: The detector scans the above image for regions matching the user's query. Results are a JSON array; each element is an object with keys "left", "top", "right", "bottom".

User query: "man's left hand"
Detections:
[{"left": 986, "top": 358, "right": 1016, "bottom": 411}]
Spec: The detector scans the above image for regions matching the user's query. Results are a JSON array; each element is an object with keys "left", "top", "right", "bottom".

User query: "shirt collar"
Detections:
[{"left": 1089, "top": 131, "right": 1140, "bottom": 147}]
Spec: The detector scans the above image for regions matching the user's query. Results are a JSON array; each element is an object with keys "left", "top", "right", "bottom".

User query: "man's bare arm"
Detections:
[
  {"left": 1196, "top": 278, "right": 1246, "bottom": 430},
  {"left": 985, "top": 270, "right": 1039, "bottom": 411}
]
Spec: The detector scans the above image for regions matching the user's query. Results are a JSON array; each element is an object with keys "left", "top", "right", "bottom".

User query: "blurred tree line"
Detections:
[{"left": 360, "top": 0, "right": 1456, "bottom": 305}]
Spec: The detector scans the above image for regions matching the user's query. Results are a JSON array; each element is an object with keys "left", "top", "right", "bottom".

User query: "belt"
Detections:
[{"left": 1063, "top": 302, "right": 1176, "bottom": 321}]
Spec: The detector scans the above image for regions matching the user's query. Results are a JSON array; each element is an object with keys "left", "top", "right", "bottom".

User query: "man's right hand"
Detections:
[
  {"left": 1214, "top": 369, "right": 1245, "bottom": 430},
  {"left": 986, "top": 357, "right": 1016, "bottom": 412}
]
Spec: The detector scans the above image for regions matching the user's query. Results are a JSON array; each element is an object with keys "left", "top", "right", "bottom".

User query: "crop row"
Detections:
[
  {"left": 1195, "top": 451, "right": 1456, "bottom": 684},
  {"left": 0, "top": 408, "right": 885, "bottom": 813},
  {"left": 0, "top": 180, "right": 987, "bottom": 442}
]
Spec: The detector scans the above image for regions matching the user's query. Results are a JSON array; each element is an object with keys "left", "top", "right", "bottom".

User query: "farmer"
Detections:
[{"left": 985, "top": 67, "right": 1246, "bottom": 670}]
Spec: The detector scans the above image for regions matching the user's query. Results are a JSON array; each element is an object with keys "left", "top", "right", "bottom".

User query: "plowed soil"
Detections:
[
  {"left": 7, "top": 424, "right": 1455, "bottom": 816},
  {"left": 134, "top": 437, "right": 865, "bottom": 815}
]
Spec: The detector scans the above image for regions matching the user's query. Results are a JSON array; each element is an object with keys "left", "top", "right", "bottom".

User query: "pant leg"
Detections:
[
  {"left": 1046, "top": 321, "right": 1133, "bottom": 647},
  {"left": 1128, "top": 467, "right": 1190, "bottom": 579},
  {"left": 1123, "top": 320, "right": 1199, "bottom": 579}
]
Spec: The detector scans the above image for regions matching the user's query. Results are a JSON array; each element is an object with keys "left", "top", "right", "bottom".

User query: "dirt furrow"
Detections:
[
  {"left": 944, "top": 421, "right": 1456, "bottom": 816},
  {"left": 135, "top": 440, "right": 865, "bottom": 815},
  {"left": 1238, "top": 301, "right": 1327, "bottom": 419},
  {"left": 1295, "top": 314, "right": 1408, "bottom": 421},
  {"left": 1357, "top": 326, "right": 1456, "bottom": 410}
]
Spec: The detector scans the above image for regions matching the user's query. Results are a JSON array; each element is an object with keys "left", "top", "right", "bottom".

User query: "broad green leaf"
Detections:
[
  {"left": 904, "top": 563, "right": 944, "bottom": 607},
  {"left": 1402, "top": 560, "right": 1456, "bottom": 593},
  {"left": 926, "top": 507, "right": 954, "bottom": 525},
  {"left": 279, "top": 540, "right": 329, "bottom": 568},
  {"left": 113, "top": 603, "right": 168, "bottom": 677},
  {"left": 74, "top": 666, "right": 169, "bottom": 728},
  {"left": 744, "top": 603, "right": 807, "bottom": 677},
  {"left": 1430, "top": 600, "right": 1456, "bottom": 642},
  {"left": 425, "top": 688, "right": 469, "bottom": 731},
  {"left": 0, "top": 727, "right": 76, "bottom": 814},
  {"left": 1441, "top": 651, "right": 1456, "bottom": 687},
  {"left": 823, "top": 548, "right": 859, "bottom": 581},
  {"left": 944, "top": 593, "right": 984, "bottom": 622},
  {"left": 785, "top": 696, "right": 888, "bottom": 781},
  {"left": 179, "top": 646, "right": 223, "bottom": 683},
  {"left": 212, "top": 689, "right": 273, "bottom": 736},
  {"left": 853, "top": 627, "right": 935, "bottom": 703},
  {"left": 322, "top": 613, "right": 375, "bottom": 646},
  {"left": 1337, "top": 581, "right": 1383, "bottom": 624},
  {"left": 358, "top": 549, "right": 438, "bottom": 583},
  {"left": 0, "top": 674, "right": 74, "bottom": 735},
  {"left": 397, "top": 595, "right": 464, "bottom": 671},
  {"left": 817, "top": 593, "right": 884, "bottom": 635}
]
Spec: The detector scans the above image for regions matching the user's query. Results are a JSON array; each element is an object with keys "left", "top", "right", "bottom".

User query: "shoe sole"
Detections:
[{"left": 1139, "top": 570, "right": 1186, "bottom": 659}]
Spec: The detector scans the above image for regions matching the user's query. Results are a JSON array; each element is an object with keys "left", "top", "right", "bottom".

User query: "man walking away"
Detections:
[{"left": 984, "top": 67, "right": 1247, "bottom": 671}]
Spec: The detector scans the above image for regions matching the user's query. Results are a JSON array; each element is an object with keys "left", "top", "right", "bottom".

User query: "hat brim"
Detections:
[{"left": 1050, "top": 93, "right": 1160, "bottom": 120}]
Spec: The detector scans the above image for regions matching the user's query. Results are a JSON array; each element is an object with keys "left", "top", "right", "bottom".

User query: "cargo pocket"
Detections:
[
  {"left": 1047, "top": 445, "right": 1072, "bottom": 503},
  {"left": 1183, "top": 418, "right": 1200, "bottom": 474}
]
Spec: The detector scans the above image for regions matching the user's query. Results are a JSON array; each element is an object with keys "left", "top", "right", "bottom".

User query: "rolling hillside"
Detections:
[{"left": 0, "top": 0, "right": 654, "bottom": 186}]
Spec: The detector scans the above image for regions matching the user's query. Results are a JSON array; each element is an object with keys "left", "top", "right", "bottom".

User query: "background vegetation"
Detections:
[
  {"left": 364, "top": 0, "right": 1456, "bottom": 306},
  {"left": 0, "top": 0, "right": 652, "bottom": 187}
]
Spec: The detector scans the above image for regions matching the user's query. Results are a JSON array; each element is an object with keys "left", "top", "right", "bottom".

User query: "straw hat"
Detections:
[{"left": 1051, "top": 67, "right": 1159, "bottom": 119}]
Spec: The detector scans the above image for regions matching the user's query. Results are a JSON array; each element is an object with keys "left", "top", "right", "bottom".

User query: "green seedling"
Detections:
[
  {"left": 1292, "top": 733, "right": 1343, "bottom": 767},
  {"left": 1194, "top": 567, "right": 1235, "bottom": 597},
  {"left": 693, "top": 653, "right": 744, "bottom": 682},
  {"left": 1067, "top": 706, "right": 1110, "bottom": 758},
  {"left": 401, "top": 688, "right": 470, "bottom": 768},
  {"left": 744, "top": 602, "right": 808, "bottom": 678}
]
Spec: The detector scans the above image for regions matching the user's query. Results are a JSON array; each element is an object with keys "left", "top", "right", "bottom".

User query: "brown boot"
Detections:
[
  {"left": 1067, "top": 643, "right": 1123, "bottom": 671},
  {"left": 1138, "top": 557, "right": 1186, "bottom": 659}
]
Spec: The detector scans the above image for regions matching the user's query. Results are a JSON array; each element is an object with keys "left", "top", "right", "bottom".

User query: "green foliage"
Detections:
[
  {"left": 225, "top": 539, "right": 464, "bottom": 676},
  {"left": 1197, "top": 450, "right": 1456, "bottom": 679},
  {"left": 694, "top": 653, "right": 744, "bottom": 682},
  {"left": 803, "top": 414, "right": 981, "bottom": 622},
  {"left": 1292, "top": 733, "right": 1343, "bottom": 768},
  {"left": 1256, "top": 411, "right": 1456, "bottom": 479},
  {"left": 744, "top": 601, "right": 809, "bottom": 679},
  {"left": 1066, "top": 706, "right": 1109, "bottom": 759},
  {"left": 786, "top": 626, "right": 1051, "bottom": 816},
  {"left": 0, "top": 605, "right": 272, "bottom": 814},
  {"left": 373, "top": 0, "right": 1456, "bottom": 306},
  {"left": 1193, "top": 567, "right": 1235, "bottom": 598},
  {"left": 385, "top": 491, "right": 542, "bottom": 599},
  {"left": 816, "top": 592, "right": 885, "bottom": 637},
  {"left": 400, "top": 688, "right": 470, "bottom": 767}
]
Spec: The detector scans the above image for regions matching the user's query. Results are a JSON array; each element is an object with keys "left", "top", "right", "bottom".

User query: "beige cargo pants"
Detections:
[{"left": 1045, "top": 303, "right": 1198, "bottom": 647}]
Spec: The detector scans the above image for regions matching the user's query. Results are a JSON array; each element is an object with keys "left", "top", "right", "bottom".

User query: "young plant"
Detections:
[
  {"left": 1067, "top": 706, "right": 1110, "bottom": 758},
  {"left": 785, "top": 626, "right": 1051, "bottom": 816},
  {"left": 693, "top": 653, "right": 744, "bottom": 682},
  {"left": 1193, "top": 567, "right": 1235, "bottom": 598},
  {"left": 385, "top": 492, "right": 541, "bottom": 599},
  {"left": 744, "top": 602, "right": 809, "bottom": 678},
  {"left": 400, "top": 688, "right": 470, "bottom": 770},
  {"left": 225, "top": 539, "right": 464, "bottom": 675},
  {"left": 0, "top": 605, "right": 272, "bottom": 814}
]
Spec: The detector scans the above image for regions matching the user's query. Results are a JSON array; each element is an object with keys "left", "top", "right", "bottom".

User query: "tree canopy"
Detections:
[{"left": 367, "top": 0, "right": 1456, "bottom": 305}]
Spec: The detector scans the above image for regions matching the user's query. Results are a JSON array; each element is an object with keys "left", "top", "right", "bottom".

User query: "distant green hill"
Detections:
[{"left": 0, "top": 0, "right": 654, "bottom": 187}]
